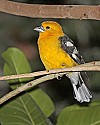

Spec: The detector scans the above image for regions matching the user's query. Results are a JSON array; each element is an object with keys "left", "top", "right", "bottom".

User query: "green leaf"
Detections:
[
  {"left": 2, "top": 47, "right": 55, "bottom": 117},
  {"left": 57, "top": 100, "right": 100, "bottom": 125},
  {"left": 30, "top": 88, "right": 55, "bottom": 117},
  {"left": 2, "top": 47, "right": 32, "bottom": 88},
  {"left": 0, "top": 93, "right": 51, "bottom": 125}
]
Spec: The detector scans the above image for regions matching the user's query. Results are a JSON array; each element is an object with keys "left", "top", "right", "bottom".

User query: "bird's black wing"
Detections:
[
  {"left": 59, "top": 35, "right": 89, "bottom": 80},
  {"left": 59, "top": 35, "right": 85, "bottom": 64}
]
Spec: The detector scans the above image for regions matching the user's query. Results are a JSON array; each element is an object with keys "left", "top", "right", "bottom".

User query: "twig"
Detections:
[
  {"left": 0, "top": 73, "right": 63, "bottom": 105},
  {"left": 0, "top": 61, "right": 100, "bottom": 104},
  {"left": 0, "top": 61, "right": 100, "bottom": 81},
  {"left": 0, "top": 0, "right": 100, "bottom": 20}
]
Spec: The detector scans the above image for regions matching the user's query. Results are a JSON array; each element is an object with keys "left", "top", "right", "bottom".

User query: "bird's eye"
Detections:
[{"left": 46, "top": 26, "right": 50, "bottom": 29}]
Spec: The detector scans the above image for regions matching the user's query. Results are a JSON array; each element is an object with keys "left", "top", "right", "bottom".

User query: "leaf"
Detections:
[
  {"left": 30, "top": 88, "right": 55, "bottom": 117},
  {"left": 2, "top": 47, "right": 55, "bottom": 117},
  {"left": 57, "top": 100, "right": 100, "bottom": 125},
  {"left": 0, "top": 93, "right": 51, "bottom": 125},
  {"left": 2, "top": 47, "right": 32, "bottom": 84}
]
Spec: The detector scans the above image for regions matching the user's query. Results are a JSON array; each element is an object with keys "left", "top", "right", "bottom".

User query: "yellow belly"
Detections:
[{"left": 38, "top": 36, "right": 78, "bottom": 70}]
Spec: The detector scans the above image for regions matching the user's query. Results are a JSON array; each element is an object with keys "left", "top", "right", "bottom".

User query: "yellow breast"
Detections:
[{"left": 38, "top": 36, "right": 77, "bottom": 70}]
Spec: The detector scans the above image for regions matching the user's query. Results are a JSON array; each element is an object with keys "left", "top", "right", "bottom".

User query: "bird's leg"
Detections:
[
  {"left": 54, "top": 73, "right": 63, "bottom": 80},
  {"left": 66, "top": 72, "right": 71, "bottom": 79}
]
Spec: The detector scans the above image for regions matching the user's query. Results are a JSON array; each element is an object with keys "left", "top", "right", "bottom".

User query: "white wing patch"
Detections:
[
  {"left": 66, "top": 42, "right": 73, "bottom": 47},
  {"left": 73, "top": 47, "right": 78, "bottom": 54},
  {"left": 72, "top": 53, "right": 77, "bottom": 60}
]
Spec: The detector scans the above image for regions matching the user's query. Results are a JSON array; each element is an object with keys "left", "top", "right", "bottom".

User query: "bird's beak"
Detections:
[{"left": 34, "top": 26, "right": 45, "bottom": 32}]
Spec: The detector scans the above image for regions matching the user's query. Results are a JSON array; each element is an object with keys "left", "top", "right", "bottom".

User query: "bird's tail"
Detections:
[{"left": 66, "top": 72, "right": 92, "bottom": 103}]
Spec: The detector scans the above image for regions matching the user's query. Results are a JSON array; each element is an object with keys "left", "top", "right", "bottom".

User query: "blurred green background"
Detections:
[{"left": 0, "top": 0, "right": 100, "bottom": 117}]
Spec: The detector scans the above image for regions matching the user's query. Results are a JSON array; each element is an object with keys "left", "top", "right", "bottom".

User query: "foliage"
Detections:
[
  {"left": 0, "top": 93, "right": 51, "bottom": 125},
  {"left": 2, "top": 48, "right": 32, "bottom": 88},
  {"left": 57, "top": 101, "right": 100, "bottom": 125},
  {"left": 0, "top": 48, "right": 54, "bottom": 125}
]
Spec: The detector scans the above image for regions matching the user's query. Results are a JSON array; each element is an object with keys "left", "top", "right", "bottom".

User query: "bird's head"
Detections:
[{"left": 34, "top": 21, "right": 64, "bottom": 37}]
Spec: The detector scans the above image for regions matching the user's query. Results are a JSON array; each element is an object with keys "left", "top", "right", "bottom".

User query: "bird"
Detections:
[{"left": 34, "top": 21, "right": 92, "bottom": 103}]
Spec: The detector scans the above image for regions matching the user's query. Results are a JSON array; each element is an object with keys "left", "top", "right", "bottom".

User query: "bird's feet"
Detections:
[{"left": 55, "top": 73, "right": 63, "bottom": 80}]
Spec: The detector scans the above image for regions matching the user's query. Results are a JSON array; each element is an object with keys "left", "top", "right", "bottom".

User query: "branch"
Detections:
[
  {"left": 0, "top": 61, "right": 100, "bottom": 81},
  {"left": 0, "top": 0, "right": 100, "bottom": 20},
  {"left": 0, "top": 74, "right": 59, "bottom": 105},
  {"left": 0, "top": 61, "right": 100, "bottom": 104}
]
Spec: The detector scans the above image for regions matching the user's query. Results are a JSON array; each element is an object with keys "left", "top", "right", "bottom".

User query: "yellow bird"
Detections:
[{"left": 34, "top": 21, "right": 92, "bottom": 103}]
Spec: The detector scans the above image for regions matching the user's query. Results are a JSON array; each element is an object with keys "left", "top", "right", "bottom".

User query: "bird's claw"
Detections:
[{"left": 55, "top": 73, "right": 63, "bottom": 80}]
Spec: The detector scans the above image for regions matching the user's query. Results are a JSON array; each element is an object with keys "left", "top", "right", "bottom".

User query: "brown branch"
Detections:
[
  {"left": 0, "top": 0, "right": 100, "bottom": 20},
  {"left": 0, "top": 61, "right": 100, "bottom": 81}
]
